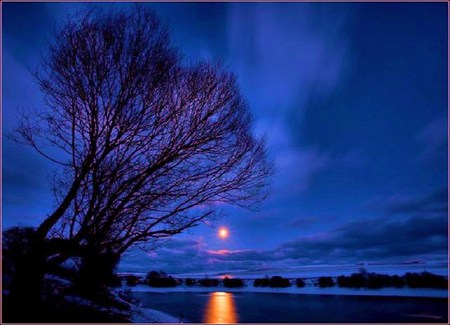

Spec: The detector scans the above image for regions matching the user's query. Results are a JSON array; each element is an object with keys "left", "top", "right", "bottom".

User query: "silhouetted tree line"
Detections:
[
  {"left": 199, "top": 278, "right": 220, "bottom": 287},
  {"left": 296, "top": 278, "right": 306, "bottom": 287},
  {"left": 253, "top": 276, "right": 292, "bottom": 288},
  {"left": 317, "top": 276, "right": 334, "bottom": 287},
  {"left": 145, "top": 270, "right": 178, "bottom": 287},
  {"left": 125, "top": 275, "right": 140, "bottom": 287},
  {"left": 122, "top": 273, "right": 246, "bottom": 288},
  {"left": 223, "top": 276, "right": 244, "bottom": 288},
  {"left": 336, "top": 271, "right": 447, "bottom": 289},
  {"left": 117, "top": 271, "right": 447, "bottom": 291}
]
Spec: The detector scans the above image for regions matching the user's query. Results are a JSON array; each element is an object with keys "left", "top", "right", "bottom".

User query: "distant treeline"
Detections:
[
  {"left": 253, "top": 276, "right": 291, "bottom": 288},
  {"left": 125, "top": 271, "right": 243, "bottom": 288},
  {"left": 316, "top": 270, "right": 447, "bottom": 289},
  {"left": 336, "top": 271, "right": 447, "bottom": 289},
  {"left": 123, "top": 270, "right": 448, "bottom": 289}
]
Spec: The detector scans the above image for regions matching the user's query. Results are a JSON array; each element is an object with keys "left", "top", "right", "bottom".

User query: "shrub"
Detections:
[
  {"left": 253, "top": 278, "right": 270, "bottom": 287},
  {"left": 147, "top": 276, "right": 177, "bottom": 287},
  {"left": 253, "top": 276, "right": 291, "bottom": 287},
  {"left": 144, "top": 270, "right": 177, "bottom": 287},
  {"left": 317, "top": 276, "right": 334, "bottom": 287},
  {"left": 404, "top": 272, "right": 447, "bottom": 289},
  {"left": 336, "top": 271, "right": 446, "bottom": 289},
  {"left": 366, "top": 273, "right": 384, "bottom": 289},
  {"left": 270, "top": 276, "right": 291, "bottom": 288},
  {"left": 185, "top": 278, "right": 196, "bottom": 286},
  {"left": 419, "top": 272, "right": 447, "bottom": 289},
  {"left": 145, "top": 271, "right": 160, "bottom": 282},
  {"left": 349, "top": 273, "right": 366, "bottom": 288},
  {"left": 392, "top": 275, "right": 404, "bottom": 288},
  {"left": 108, "top": 274, "right": 122, "bottom": 288},
  {"left": 337, "top": 275, "right": 351, "bottom": 287},
  {"left": 74, "top": 250, "right": 121, "bottom": 295},
  {"left": 366, "top": 273, "right": 393, "bottom": 289},
  {"left": 126, "top": 275, "right": 140, "bottom": 287},
  {"left": 2, "top": 227, "right": 46, "bottom": 302},
  {"left": 296, "top": 278, "right": 305, "bottom": 288},
  {"left": 199, "top": 278, "right": 219, "bottom": 287},
  {"left": 223, "top": 277, "right": 244, "bottom": 288},
  {"left": 404, "top": 272, "right": 420, "bottom": 288},
  {"left": 2, "top": 227, "right": 38, "bottom": 274}
]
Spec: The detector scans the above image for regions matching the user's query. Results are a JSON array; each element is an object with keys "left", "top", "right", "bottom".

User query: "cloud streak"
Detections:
[
  {"left": 119, "top": 188, "right": 448, "bottom": 273},
  {"left": 226, "top": 3, "right": 352, "bottom": 194}
]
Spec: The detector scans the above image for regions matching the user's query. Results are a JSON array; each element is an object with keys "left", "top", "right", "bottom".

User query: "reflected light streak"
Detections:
[{"left": 203, "top": 292, "right": 239, "bottom": 324}]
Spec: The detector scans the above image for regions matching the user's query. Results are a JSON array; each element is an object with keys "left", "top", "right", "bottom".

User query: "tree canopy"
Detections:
[{"left": 15, "top": 6, "right": 272, "bottom": 256}]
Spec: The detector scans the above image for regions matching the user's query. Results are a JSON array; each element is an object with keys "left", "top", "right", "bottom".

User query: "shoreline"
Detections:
[
  {"left": 127, "top": 284, "right": 448, "bottom": 298},
  {"left": 131, "top": 306, "right": 183, "bottom": 323}
]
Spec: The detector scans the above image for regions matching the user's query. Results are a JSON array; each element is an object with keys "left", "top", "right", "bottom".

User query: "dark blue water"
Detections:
[{"left": 132, "top": 291, "right": 448, "bottom": 323}]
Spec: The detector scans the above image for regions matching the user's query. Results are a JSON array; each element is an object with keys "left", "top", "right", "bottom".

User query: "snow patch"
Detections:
[{"left": 131, "top": 305, "right": 183, "bottom": 323}]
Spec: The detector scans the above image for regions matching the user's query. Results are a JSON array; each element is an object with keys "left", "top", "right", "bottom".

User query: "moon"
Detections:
[{"left": 218, "top": 227, "right": 229, "bottom": 239}]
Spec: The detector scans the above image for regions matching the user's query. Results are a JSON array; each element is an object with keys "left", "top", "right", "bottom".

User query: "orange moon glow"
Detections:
[{"left": 218, "top": 227, "right": 229, "bottom": 239}]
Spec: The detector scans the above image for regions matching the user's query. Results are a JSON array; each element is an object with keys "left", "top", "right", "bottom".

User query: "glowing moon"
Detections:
[{"left": 218, "top": 227, "right": 229, "bottom": 239}]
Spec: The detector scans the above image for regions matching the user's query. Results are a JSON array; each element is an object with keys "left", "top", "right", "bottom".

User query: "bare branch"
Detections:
[{"left": 14, "top": 6, "right": 273, "bottom": 258}]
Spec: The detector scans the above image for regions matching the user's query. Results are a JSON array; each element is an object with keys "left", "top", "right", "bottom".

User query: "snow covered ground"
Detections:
[
  {"left": 107, "top": 289, "right": 183, "bottom": 323},
  {"left": 131, "top": 305, "right": 182, "bottom": 323}
]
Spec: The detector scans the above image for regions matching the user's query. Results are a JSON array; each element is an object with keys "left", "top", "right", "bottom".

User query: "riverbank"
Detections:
[
  {"left": 130, "top": 305, "right": 182, "bottom": 323},
  {"left": 127, "top": 282, "right": 448, "bottom": 298}
]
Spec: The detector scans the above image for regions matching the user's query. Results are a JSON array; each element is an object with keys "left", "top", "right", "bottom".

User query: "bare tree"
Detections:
[{"left": 15, "top": 7, "right": 272, "bottom": 260}]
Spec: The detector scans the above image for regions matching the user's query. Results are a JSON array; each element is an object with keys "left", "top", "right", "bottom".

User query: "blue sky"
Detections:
[{"left": 2, "top": 2, "right": 448, "bottom": 274}]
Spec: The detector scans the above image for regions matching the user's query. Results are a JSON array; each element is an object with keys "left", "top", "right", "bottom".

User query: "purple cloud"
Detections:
[
  {"left": 367, "top": 188, "right": 447, "bottom": 216},
  {"left": 119, "top": 192, "right": 447, "bottom": 274}
]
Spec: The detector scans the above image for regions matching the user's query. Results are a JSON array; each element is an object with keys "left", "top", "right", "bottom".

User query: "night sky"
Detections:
[{"left": 3, "top": 2, "right": 448, "bottom": 274}]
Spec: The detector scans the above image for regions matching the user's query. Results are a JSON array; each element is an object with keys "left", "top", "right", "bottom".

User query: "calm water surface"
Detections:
[{"left": 132, "top": 291, "right": 448, "bottom": 323}]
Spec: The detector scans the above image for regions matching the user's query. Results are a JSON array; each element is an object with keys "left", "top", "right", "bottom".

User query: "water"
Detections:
[{"left": 132, "top": 291, "right": 448, "bottom": 323}]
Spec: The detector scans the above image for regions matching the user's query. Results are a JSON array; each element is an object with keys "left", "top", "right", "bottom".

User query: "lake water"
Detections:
[{"left": 132, "top": 291, "right": 448, "bottom": 323}]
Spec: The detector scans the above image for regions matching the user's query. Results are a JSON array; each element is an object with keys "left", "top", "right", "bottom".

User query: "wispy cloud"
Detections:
[
  {"left": 119, "top": 188, "right": 448, "bottom": 274},
  {"left": 226, "top": 3, "right": 352, "bottom": 194},
  {"left": 367, "top": 188, "right": 448, "bottom": 216},
  {"left": 226, "top": 3, "right": 350, "bottom": 113}
]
